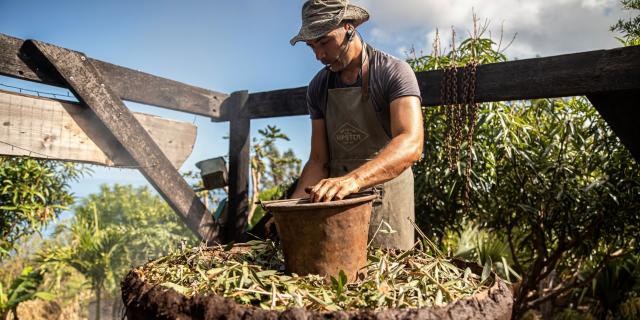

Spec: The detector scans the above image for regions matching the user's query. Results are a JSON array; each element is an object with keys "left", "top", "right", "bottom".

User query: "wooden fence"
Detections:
[{"left": 1, "top": 32, "right": 639, "bottom": 243}]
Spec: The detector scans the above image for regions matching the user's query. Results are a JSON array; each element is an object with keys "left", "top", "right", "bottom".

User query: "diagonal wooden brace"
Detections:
[
  {"left": 27, "top": 39, "right": 221, "bottom": 243},
  {"left": 587, "top": 90, "right": 640, "bottom": 161}
]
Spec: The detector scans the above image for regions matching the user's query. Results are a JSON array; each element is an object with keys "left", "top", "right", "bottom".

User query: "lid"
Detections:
[{"left": 260, "top": 192, "right": 377, "bottom": 211}]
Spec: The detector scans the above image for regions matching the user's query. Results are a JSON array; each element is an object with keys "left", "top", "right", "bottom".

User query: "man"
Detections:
[{"left": 289, "top": 0, "right": 424, "bottom": 250}]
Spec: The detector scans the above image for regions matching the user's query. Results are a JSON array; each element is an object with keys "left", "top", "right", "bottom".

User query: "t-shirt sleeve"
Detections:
[
  {"left": 306, "top": 70, "right": 326, "bottom": 120},
  {"left": 382, "top": 58, "right": 422, "bottom": 103}
]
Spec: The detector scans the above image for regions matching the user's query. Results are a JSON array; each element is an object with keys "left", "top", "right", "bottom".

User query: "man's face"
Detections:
[{"left": 305, "top": 26, "right": 348, "bottom": 69}]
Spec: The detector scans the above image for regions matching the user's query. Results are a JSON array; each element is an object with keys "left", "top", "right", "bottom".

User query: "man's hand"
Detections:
[{"left": 308, "top": 175, "right": 360, "bottom": 202}]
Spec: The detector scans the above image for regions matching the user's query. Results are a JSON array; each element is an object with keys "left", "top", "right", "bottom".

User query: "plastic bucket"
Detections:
[{"left": 261, "top": 193, "right": 377, "bottom": 282}]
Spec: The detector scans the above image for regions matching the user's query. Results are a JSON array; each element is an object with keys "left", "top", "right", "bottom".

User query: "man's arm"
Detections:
[
  {"left": 290, "top": 119, "right": 330, "bottom": 198},
  {"left": 309, "top": 95, "right": 423, "bottom": 202}
]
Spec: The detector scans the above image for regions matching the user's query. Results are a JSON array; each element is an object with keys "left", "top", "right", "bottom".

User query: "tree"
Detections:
[
  {"left": 480, "top": 97, "right": 639, "bottom": 317},
  {"left": 40, "top": 204, "right": 126, "bottom": 320},
  {"left": 611, "top": 0, "right": 640, "bottom": 45},
  {"left": 73, "top": 184, "right": 196, "bottom": 266},
  {"left": 0, "top": 157, "right": 87, "bottom": 260},
  {"left": 40, "top": 184, "right": 196, "bottom": 319},
  {"left": 248, "top": 126, "right": 301, "bottom": 224},
  {"left": 408, "top": 19, "right": 640, "bottom": 318}
]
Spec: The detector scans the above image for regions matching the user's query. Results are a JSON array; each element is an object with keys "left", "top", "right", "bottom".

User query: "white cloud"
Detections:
[{"left": 352, "top": 0, "right": 624, "bottom": 59}]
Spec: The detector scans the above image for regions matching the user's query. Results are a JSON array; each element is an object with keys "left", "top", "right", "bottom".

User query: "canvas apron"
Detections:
[{"left": 325, "top": 44, "right": 415, "bottom": 250}]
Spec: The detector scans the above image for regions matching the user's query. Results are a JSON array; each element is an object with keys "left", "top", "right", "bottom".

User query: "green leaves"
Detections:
[
  {"left": 249, "top": 125, "right": 301, "bottom": 225},
  {"left": 610, "top": 0, "right": 640, "bottom": 45},
  {"left": 409, "top": 19, "right": 640, "bottom": 316},
  {"left": 0, "top": 266, "right": 54, "bottom": 315},
  {"left": 40, "top": 184, "right": 196, "bottom": 299},
  {"left": 1, "top": 157, "right": 89, "bottom": 260},
  {"left": 251, "top": 125, "right": 301, "bottom": 191},
  {"left": 330, "top": 270, "right": 347, "bottom": 297},
  {"left": 140, "top": 241, "right": 488, "bottom": 311}
]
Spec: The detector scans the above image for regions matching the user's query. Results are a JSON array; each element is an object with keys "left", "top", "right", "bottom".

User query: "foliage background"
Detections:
[{"left": 408, "top": 11, "right": 640, "bottom": 318}]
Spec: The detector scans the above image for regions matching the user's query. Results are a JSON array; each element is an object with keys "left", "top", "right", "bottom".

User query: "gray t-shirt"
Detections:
[{"left": 306, "top": 45, "right": 421, "bottom": 135}]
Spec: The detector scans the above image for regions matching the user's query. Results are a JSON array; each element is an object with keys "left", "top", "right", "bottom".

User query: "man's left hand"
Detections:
[{"left": 308, "top": 176, "right": 360, "bottom": 202}]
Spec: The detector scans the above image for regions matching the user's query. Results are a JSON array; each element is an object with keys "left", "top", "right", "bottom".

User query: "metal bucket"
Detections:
[{"left": 261, "top": 193, "right": 377, "bottom": 282}]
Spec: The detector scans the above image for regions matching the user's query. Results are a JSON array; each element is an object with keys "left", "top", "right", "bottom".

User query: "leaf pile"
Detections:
[{"left": 138, "top": 240, "right": 491, "bottom": 311}]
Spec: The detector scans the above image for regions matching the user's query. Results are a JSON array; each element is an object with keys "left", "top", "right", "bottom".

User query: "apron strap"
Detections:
[{"left": 361, "top": 42, "right": 370, "bottom": 101}]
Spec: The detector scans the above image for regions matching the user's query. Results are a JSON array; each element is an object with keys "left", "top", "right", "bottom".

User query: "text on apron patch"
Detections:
[{"left": 334, "top": 122, "right": 370, "bottom": 151}]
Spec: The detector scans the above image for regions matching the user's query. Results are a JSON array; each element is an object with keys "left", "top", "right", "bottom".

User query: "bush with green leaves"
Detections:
[
  {"left": 0, "top": 266, "right": 53, "bottom": 320},
  {"left": 249, "top": 125, "right": 301, "bottom": 224},
  {"left": 0, "top": 157, "right": 87, "bottom": 260},
  {"left": 40, "top": 206, "right": 125, "bottom": 320},
  {"left": 408, "top": 20, "right": 640, "bottom": 317},
  {"left": 39, "top": 184, "right": 196, "bottom": 319},
  {"left": 73, "top": 184, "right": 196, "bottom": 264},
  {"left": 251, "top": 126, "right": 301, "bottom": 192},
  {"left": 577, "top": 254, "right": 640, "bottom": 319}
]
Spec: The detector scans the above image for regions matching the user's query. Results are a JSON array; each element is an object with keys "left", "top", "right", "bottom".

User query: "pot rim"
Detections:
[{"left": 261, "top": 193, "right": 377, "bottom": 211}]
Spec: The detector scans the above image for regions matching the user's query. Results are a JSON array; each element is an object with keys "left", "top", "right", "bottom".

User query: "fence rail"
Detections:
[
  {"left": 213, "top": 46, "right": 640, "bottom": 121},
  {"left": 0, "top": 34, "right": 228, "bottom": 118}
]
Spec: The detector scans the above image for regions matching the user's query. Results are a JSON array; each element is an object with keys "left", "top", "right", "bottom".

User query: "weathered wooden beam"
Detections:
[
  {"left": 0, "top": 89, "right": 196, "bottom": 168},
  {"left": 212, "top": 46, "right": 640, "bottom": 121},
  {"left": 28, "top": 39, "right": 220, "bottom": 243},
  {"left": 587, "top": 90, "right": 640, "bottom": 161},
  {"left": 0, "top": 33, "right": 228, "bottom": 118},
  {"left": 217, "top": 86, "right": 307, "bottom": 121},
  {"left": 418, "top": 46, "right": 640, "bottom": 106},
  {"left": 225, "top": 91, "right": 251, "bottom": 242}
]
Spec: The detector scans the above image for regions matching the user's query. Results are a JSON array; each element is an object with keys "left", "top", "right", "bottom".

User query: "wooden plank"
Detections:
[
  {"left": 0, "top": 33, "right": 228, "bottom": 118},
  {"left": 28, "top": 39, "right": 220, "bottom": 243},
  {"left": 218, "top": 86, "right": 307, "bottom": 120},
  {"left": 587, "top": 90, "right": 640, "bottom": 161},
  {"left": 0, "top": 89, "right": 196, "bottom": 169},
  {"left": 212, "top": 46, "right": 640, "bottom": 121},
  {"left": 225, "top": 91, "right": 251, "bottom": 242},
  {"left": 417, "top": 45, "right": 640, "bottom": 106}
]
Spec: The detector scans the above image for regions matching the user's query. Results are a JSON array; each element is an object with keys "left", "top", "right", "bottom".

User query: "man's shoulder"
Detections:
[
  {"left": 369, "top": 46, "right": 411, "bottom": 71},
  {"left": 309, "top": 67, "right": 329, "bottom": 90},
  {"left": 368, "top": 45, "right": 421, "bottom": 104},
  {"left": 306, "top": 67, "right": 329, "bottom": 119}
]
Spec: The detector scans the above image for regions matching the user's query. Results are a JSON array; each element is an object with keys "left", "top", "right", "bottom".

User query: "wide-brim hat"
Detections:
[{"left": 290, "top": 0, "right": 370, "bottom": 46}]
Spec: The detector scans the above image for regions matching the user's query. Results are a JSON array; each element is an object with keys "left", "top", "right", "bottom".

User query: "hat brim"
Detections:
[{"left": 290, "top": 4, "right": 370, "bottom": 46}]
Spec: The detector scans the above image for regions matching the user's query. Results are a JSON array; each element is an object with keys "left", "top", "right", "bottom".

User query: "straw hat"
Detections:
[{"left": 290, "top": 0, "right": 370, "bottom": 46}]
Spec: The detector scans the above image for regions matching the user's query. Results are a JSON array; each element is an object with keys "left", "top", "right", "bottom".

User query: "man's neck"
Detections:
[{"left": 339, "top": 36, "right": 363, "bottom": 86}]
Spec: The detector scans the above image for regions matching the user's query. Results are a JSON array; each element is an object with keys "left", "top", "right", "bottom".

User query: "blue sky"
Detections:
[{"left": 0, "top": 0, "right": 629, "bottom": 204}]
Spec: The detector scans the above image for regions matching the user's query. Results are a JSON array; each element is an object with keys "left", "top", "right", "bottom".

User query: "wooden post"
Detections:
[
  {"left": 226, "top": 91, "right": 251, "bottom": 242},
  {"left": 587, "top": 90, "right": 640, "bottom": 161},
  {"left": 27, "top": 39, "right": 221, "bottom": 243}
]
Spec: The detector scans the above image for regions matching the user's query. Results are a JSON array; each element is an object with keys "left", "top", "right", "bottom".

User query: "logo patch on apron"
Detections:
[{"left": 334, "top": 122, "right": 369, "bottom": 151}]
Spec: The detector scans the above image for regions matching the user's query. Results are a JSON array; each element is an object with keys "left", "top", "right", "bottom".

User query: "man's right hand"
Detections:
[{"left": 307, "top": 175, "right": 361, "bottom": 202}]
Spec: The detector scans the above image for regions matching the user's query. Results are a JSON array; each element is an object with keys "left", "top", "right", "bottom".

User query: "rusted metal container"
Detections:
[
  {"left": 261, "top": 193, "right": 377, "bottom": 282},
  {"left": 195, "top": 157, "right": 227, "bottom": 190}
]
